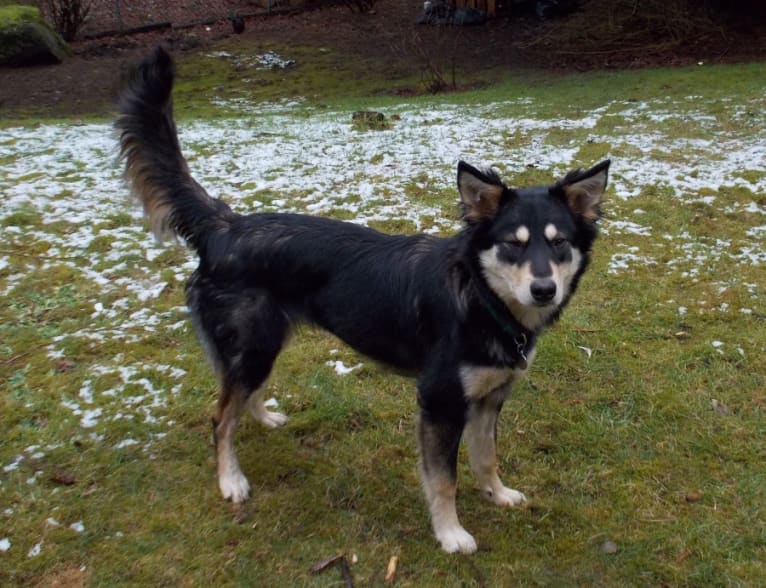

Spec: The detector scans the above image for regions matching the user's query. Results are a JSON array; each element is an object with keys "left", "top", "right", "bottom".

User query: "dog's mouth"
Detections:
[{"left": 531, "top": 300, "right": 556, "bottom": 308}]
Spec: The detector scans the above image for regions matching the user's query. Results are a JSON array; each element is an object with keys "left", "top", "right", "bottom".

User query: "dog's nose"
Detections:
[{"left": 530, "top": 279, "right": 556, "bottom": 304}]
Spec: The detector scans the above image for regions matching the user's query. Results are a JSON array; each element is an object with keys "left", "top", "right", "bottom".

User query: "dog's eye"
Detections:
[
  {"left": 504, "top": 239, "right": 525, "bottom": 249},
  {"left": 551, "top": 237, "right": 568, "bottom": 248}
]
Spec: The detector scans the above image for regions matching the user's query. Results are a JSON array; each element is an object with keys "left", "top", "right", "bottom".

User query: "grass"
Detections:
[
  {"left": 1, "top": 42, "right": 765, "bottom": 586},
  {"left": 0, "top": 5, "right": 40, "bottom": 27}
]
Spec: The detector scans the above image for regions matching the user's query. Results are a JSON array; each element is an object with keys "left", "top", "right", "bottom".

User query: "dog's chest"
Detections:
[
  {"left": 459, "top": 345, "right": 537, "bottom": 401},
  {"left": 459, "top": 366, "right": 513, "bottom": 401}
]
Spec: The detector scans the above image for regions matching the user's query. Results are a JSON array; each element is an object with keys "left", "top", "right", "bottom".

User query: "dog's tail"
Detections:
[{"left": 116, "top": 46, "right": 233, "bottom": 254}]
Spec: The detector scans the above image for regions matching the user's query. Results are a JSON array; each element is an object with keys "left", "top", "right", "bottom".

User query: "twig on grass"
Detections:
[{"left": 310, "top": 554, "right": 354, "bottom": 587}]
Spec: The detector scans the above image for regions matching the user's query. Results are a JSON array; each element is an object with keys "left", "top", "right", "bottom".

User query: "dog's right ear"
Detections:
[{"left": 457, "top": 161, "right": 506, "bottom": 222}]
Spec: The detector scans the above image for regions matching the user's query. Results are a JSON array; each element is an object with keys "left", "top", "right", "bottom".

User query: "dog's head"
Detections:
[{"left": 458, "top": 160, "right": 609, "bottom": 330}]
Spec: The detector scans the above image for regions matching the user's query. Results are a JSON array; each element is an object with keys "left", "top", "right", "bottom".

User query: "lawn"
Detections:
[{"left": 1, "top": 47, "right": 765, "bottom": 586}]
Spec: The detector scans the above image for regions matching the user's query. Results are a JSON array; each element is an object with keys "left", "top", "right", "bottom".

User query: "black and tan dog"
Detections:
[{"left": 116, "top": 47, "right": 609, "bottom": 554}]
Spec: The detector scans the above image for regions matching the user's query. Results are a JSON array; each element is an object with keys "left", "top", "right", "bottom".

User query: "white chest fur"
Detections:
[{"left": 459, "top": 347, "right": 536, "bottom": 401}]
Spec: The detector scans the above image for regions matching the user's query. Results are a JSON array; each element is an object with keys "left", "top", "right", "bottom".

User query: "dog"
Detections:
[{"left": 116, "top": 46, "right": 609, "bottom": 554}]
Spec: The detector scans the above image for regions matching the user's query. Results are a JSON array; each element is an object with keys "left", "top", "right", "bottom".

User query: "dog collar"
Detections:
[{"left": 477, "top": 295, "right": 532, "bottom": 369}]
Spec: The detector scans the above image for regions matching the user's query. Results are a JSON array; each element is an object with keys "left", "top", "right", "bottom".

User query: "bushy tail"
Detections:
[{"left": 116, "top": 46, "right": 233, "bottom": 254}]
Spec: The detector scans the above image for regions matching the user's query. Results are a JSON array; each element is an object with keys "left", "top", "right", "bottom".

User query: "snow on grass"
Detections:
[
  {"left": 326, "top": 360, "right": 364, "bottom": 375},
  {"left": 207, "top": 50, "right": 296, "bottom": 70},
  {"left": 1, "top": 92, "right": 764, "bottom": 495}
]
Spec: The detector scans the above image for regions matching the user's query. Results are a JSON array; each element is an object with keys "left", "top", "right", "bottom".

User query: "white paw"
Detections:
[
  {"left": 259, "top": 410, "right": 288, "bottom": 429},
  {"left": 486, "top": 485, "right": 527, "bottom": 507},
  {"left": 219, "top": 470, "right": 251, "bottom": 503},
  {"left": 436, "top": 526, "right": 478, "bottom": 554}
]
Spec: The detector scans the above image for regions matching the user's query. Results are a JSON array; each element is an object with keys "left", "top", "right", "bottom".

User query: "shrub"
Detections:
[{"left": 38, "top": 0, "right": 91, "bottom": 42}]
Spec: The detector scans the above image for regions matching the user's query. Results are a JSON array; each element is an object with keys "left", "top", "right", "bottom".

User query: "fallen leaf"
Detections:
[
  {"left": 685, "top": 491, "right": 703, "bottom": 503},
  {"left": 385, "top": 555, "right": 399, "bottom": 583},
  {"left": 676, "top": 548, "right": 693, "bottom": 564},
  {"left": 55, "top": 359, "right": 76, "bottom": 373},
  {"left": 81, "top": 482, "right": 99, "bottom": 497},
  {"left": 301, "top": 433, "right": 333, "bottom": 449},
  {"left": 711, "top": 399, "right": 729, "bottom": 415},
  {"left": 49, "top": 470, "right": 76, "bottom": 486}
]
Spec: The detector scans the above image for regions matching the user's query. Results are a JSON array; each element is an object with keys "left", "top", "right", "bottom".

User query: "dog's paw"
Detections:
[
  {"left": 219, "top": 471, "right": 251, "bottom": 503},
  {"left": 249, "top": 400, "right": 289, "bottom": 429},
  {"left": 437, "top": 526, "right": 478, "bottom": 554},
  {"left": 486, "top": 485, "right": 527, "bottom": 507},
  {"left": 258, "top": 409, "right": 288, "bottom": 429}
]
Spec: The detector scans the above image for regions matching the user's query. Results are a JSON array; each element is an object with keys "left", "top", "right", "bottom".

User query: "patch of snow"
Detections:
[
  {"left": 326, "top": 360, "right": 364, "bottom": 375},
  {"left": 115, "top": 439, "right": 138, "bottom": 449},
  {"left": 604, "top": 220, "right": 652, "bottom": 236},
  {"left": 1, "top": 90, "right": 764, "bottom": 464},
  {"left": 607, "top": 252, "right": 657, "bottom": 274},
  {"left": 3, "top": 456, "right": 24, "bottom": 473},
  {"left": 28, "top": 542, "right": 42, "bottom": 558},
  {"left": 81, "top": 408, "right": 102, "bottom": 429}
]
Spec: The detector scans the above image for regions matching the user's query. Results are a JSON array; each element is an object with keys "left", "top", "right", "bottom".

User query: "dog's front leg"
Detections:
[
  {"left": 464, "top": 390, "right": 527, "bottom": 507},
  {"left": 247, "top": 387, "right": 288, "bottom": 429},
  {"left": 418, "top": 412, "right": 476, "bottom": 554}
]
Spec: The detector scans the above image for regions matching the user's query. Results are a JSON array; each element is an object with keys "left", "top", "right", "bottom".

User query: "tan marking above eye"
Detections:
[
  {"left": 544, "top": 223, "right": 558, "bottom": 241},
  {"left": 514, "top": 226, "right": 530, "bottom": 244}
]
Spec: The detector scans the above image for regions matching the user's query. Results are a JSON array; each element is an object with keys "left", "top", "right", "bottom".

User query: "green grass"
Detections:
[
  {"left": 1, "top": 42, "right": 765, "bottom": 586},
  {"left": 0, "top": 4, "right": 40, "bottom": 27}
]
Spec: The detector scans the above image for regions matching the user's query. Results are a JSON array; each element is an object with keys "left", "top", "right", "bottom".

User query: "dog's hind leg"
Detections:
[
  {"left": 214, "top": 363, "right": 283, "bottom": 503},
  {"left": 418, "top": 412, "right": 477, "bottom": 554},
  {"left": 464, "top": 389, "right": 527, "bottom": 507},
  {"left": 214, "top": 378, "right": 252, "bottom": 503},
  {"left": 211, "top": 296, "right": 290, "bottom": 503}
]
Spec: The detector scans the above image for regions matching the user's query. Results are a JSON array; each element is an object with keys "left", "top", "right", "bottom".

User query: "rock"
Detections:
[
  {"left": 711, "top": 398, "right": 729, "bottom": 415},
  {"left": 600, "top": 539, "right": 618, "bottom": 554},
  {"left": 0, "top": 5, "right": 68, "bottom": 68},
  {"left": 352, "top": 110, "right": 385, "bottom": 123},
  {"left": 352, "top": 111, "right": 391, "bottom": 130}
]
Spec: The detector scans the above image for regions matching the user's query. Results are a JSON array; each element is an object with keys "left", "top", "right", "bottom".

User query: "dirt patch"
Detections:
[
  {"left": 34, "top": 564, "right": 89, "bottom": 588},
  {"left": 1, "top": 0, "right": 764, "bottom": 118}
]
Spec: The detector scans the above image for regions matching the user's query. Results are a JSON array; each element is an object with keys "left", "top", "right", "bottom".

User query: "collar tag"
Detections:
[{"left": 515, "top": 333, "right": 528, "bottom": 370}]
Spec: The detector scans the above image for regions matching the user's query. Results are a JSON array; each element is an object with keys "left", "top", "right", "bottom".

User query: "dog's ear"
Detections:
[
  {"left": 457, "top": 161, "right": 506, "bottom": 222},
  {"left": 558, "top": 160, "right": 610, "bottom": 222}
]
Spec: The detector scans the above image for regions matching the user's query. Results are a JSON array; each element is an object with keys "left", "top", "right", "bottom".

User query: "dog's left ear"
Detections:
[
  {"left": 558, "top": 159, "right": 610, "bottom": 222},
  {"left": 457, "top": 161, "right": 506, "bottom": 222}
]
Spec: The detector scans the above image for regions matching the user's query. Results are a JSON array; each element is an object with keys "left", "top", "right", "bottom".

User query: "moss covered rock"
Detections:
[{"left": 0, "top": 5, "right": 68, "bottom": 67}]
